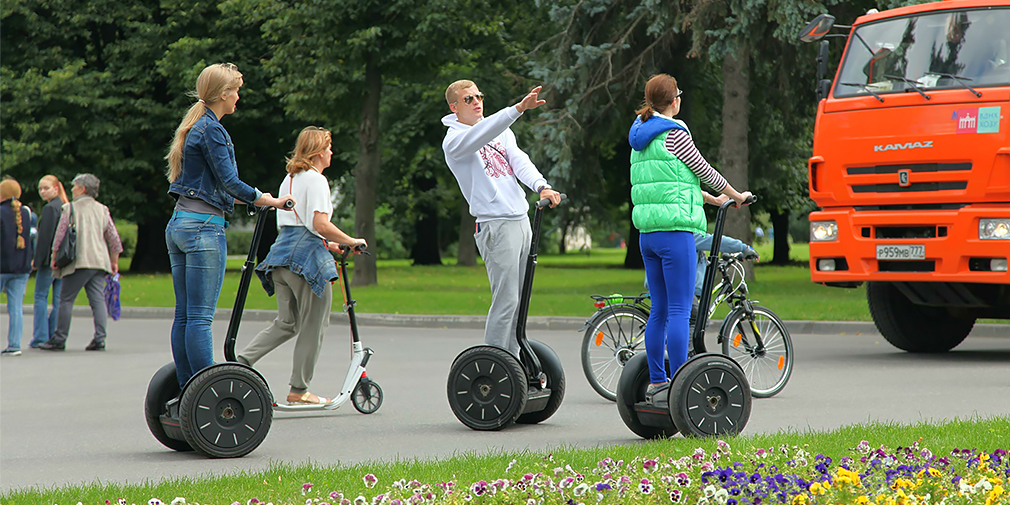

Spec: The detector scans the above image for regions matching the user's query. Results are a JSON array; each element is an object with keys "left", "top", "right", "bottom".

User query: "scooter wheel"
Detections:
[
  {"left": 615, "top": 353, "right": 677, "bottom": 439},
  {"left": 145, "top": 362, "right": 193, "bottom": 452},
  {"left": 178, "top": 364, "right": 273, "bottom": 458},
  {"left": 516, "top": 339, "right": 565, "bottom": 424},
  {"left": 447, "top": 345, "right": 527, "bottom": 431},
  {"left": 353, "top": 377, "right": 383, "bottom": 414},
  {"left": 669, "top": 353, "right": 751, "bottom": 437}
]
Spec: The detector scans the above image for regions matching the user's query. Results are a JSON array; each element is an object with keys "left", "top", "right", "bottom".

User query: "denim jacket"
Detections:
[
  {"left": 168, "top": 109, "right": 261, "bottom": 214},
  {"left": 255, "top": 226, "right": 338, "bottom": 298}
]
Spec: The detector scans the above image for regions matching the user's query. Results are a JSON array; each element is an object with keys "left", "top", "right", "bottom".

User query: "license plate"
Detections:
[{"left": 876, "top": 244, "right": 926, "bottom": 260}]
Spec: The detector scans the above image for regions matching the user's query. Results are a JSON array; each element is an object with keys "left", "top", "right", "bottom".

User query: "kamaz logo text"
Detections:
[{"left": 873, "top": 141, "right": 933, "bottom": 152}]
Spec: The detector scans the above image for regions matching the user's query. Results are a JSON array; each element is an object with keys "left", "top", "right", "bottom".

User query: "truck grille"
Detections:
[{"left": 847, "top": 162, "right": 970, "bottom": 194}]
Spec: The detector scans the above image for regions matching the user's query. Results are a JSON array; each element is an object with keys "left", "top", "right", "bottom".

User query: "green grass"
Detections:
[
  {"left": 4, "top": 415, "right": 1007, "bottom": 504},
  {"left": 4, "top": 247, "right": 874, "bottom": 321}
]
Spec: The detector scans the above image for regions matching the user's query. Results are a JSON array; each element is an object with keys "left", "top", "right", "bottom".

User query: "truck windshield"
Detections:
[{"left": 834, "top": 8, "right": 1010, "bottom": 98}]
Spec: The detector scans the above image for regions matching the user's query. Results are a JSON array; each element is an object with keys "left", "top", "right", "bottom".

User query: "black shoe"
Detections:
[
  {"left": 39, "top": 341, "right": 66, "bottom": 351},
  {"left": 85, "top": 341, "right": 105, "bottom": 351}
]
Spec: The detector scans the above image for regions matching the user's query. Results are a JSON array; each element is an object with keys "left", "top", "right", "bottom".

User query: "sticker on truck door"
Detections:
[{"left": 953, "top": 106, "right": 1001, "bottom": 134}]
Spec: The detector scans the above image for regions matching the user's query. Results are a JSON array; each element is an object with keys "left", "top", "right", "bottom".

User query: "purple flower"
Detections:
[
  {"left": 303, "top": 482, "right": 314, "bottom": 495},
  {"left": 596, "top": 482, "right": 612, "bottom": 491},
  {"left": 363, "top": 474, "right": 378, "bottom": 488}
]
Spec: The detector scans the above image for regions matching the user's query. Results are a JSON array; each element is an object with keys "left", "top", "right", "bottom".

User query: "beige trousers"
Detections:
[{"left": 238, "top": 267, "right": 332, "bottom": 393}]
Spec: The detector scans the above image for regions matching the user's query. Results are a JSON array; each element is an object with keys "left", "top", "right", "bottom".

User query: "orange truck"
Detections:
[{"left": 799, "top": 0, "right": 1009, "bottom": 352}]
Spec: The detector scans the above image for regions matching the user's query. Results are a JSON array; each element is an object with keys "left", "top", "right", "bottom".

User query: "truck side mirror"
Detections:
[{"left": 798, "top": 14, "right": 836, "bottom": 43}]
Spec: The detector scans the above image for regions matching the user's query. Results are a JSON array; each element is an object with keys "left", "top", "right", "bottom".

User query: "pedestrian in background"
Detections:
[
  {"left": 40, "top": 173, "right": 123, "bottom": 352},
  {"left": 163, "top": 62, "right": 293, "bottom": 388},
  {"left": 30, "top": 174, "right": 70, "bottom": 348},
  {"left": 1, "top": 178, "right": 35, "bottom": 356}
]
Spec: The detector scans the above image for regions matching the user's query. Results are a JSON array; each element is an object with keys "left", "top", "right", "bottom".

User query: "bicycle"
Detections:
[{"left": 580, "top": 251, "right": 793, "bottom": 401}]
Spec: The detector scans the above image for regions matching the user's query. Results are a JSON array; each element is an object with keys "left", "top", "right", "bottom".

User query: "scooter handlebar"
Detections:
[{"left": 536, "top": 192, "right": 567, "bottom": 209}]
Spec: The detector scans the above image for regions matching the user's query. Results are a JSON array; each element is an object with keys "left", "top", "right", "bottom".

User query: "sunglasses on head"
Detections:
[{"left": 460, "top": 93, "right": 485, "bottom": 105}]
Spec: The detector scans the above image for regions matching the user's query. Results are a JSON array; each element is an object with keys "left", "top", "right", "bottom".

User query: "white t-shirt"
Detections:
[{"left": 276, "top": 169, "right": 332, "bottom": 239}]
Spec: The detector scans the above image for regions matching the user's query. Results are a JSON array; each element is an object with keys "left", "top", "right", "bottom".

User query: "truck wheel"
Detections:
[{"left": 866, "top": 282, "right": 974, "bottom": 353}]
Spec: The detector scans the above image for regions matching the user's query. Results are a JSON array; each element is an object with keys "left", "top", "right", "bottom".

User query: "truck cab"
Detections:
[{"left": 801, "top": 0, "right": 1010, "bottom": 352}]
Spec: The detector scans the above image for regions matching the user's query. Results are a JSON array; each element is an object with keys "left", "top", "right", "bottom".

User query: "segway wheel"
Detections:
[
  {"left": 178, "top": 364, "right": 273, "bottom": 458},
  {"left": 669, "top": 354, "right": 751, "bottom": 437},
  {"left": 516, "top": 340, "right": 565, "bottom": 424},
  {"left": 615, "top": 353, "right": 677, "bottom": 439},
  {"left": 447, "top": 346, "right": 527, "bottom": 431},
  {"left": 353, "top": 377, "right": 383, "bottom": 414},
  {"left": 145, "top": 362, "right": 193, "bottom": 452}
]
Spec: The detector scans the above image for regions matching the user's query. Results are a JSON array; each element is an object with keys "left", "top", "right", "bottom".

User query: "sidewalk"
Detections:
[{"left": 5, "top": 304, "right": 1010, "bottom": 336}]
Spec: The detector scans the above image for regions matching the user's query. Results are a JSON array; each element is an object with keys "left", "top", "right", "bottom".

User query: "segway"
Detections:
[
  {"left": 447, "top": 194, "right": 567, "bottom": 431},
  {"left": 145, "top": 202, "right": 291, "bottom": 458},
  {"left": 616, "top": 196, "right": 757, "bottom": 438}
]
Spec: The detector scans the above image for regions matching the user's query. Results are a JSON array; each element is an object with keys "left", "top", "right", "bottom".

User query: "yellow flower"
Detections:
[
  {"left": 928, "top": 468, "right": 942, "bottom": 478},
  {"left": 855, "top": 496, "right": 870, "bottom": 504},
  {"left": 985, "top": 484, "right": 1005, "bottom": 505},
  {"left": 791, "top": 494, "right": 809, "bottom": 505},
  {"left": 810, "top": 482, "right": 825, "bottom": 495}
]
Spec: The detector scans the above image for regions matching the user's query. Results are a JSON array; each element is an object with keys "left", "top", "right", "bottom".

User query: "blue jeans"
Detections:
[
  {"left": 166, "top": 215, "right": 227, "bottom": 387},
  {"left": 32, "top": 267, "right": 62, "bottom": 346},
  {"left": 640, "top": 231, "right": 696, "bottom": 384},
  {"left": 1, "top": 273, "right": 30, "bottom": 350},
  {"left": 693, "top": 233, "right": 753, "bottom": 297}
]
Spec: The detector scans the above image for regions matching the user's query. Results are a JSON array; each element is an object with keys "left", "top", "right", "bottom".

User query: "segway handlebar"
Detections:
[{"left": 535, "top": 193, "right": 567, "bottom": 209}]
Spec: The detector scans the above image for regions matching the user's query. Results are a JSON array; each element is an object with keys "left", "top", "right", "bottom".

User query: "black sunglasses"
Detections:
[{"left": 460, "top": 93, "right": 485, "bottom": 105}]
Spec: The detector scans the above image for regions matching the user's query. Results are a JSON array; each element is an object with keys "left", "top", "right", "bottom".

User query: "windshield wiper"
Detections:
[
  {"left": 840, "top": 82, "right": 885, "bottom": 102},
  {"left": 932, "top": 73, "right": 982, "bottom": 98},
  {"left": 884, "top": 74, "right": 931, "bottom": 100}
]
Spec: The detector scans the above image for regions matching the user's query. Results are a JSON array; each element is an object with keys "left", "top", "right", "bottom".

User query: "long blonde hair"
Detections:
[
  {"left": 0, "top": 178, "right": 26, "bottom": 249},
  {"left": 40, "top": 174, "right": 69, "bottom": 204},
  {"left": 165, "top": 63, "right": 244, "bottom": 182},
  {"left": 286, "top": 127, "right": 332, "bottom": 174}
]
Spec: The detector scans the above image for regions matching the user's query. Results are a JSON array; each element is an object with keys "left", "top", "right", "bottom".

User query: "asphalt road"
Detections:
[{"left": 1, "top": 316, "right": 1008, "bottom": 493}]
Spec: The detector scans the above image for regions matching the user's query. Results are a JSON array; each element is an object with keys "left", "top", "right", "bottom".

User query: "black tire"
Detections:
[
  {"left": 353, "top": 377, "right": 383, "bottom": 414},
  {"left": 145, "top": 362, "right": 193, "bottom": 452},
  {"left": 669, "top": 354, "right": 751, "bottom": 437},
  {"left": 516, "top": 340, "right": 565, "bottom": 424},
  {"left": 721, "top": 306, "right": 793, "bottom": 398},
  {"left": 581, "top": 306, "right": 648, "bottom": 401},
  {"left": 447, "top": 346, "right": 527, "bottom": 431},
  {"left": 178, "top": 364, "right": 273, "bottom": 458},
  {"left": 615, "top": 353, "right": 677, "bottom": 439},
  {"left": 867, "top": 282, "right": 974, "bottom": 353}
]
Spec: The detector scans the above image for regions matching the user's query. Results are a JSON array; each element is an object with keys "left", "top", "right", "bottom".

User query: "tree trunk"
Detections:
[
  {"left": 128, "top": 215, "right": 171, "bottom": 273},
  {"left": 352, "top": 54, "right": 381, "bottom": 286},
  {"left": 456, "top": 199, "right": 476, "bottom": 266},
  {"left": 769, "top": 209, "right": 791, "bottom": 265},
  {"left": 410, "top": 176, "right": 441, "bottom": 265},
  {"left": 718, "top": 45, "right": 753, "bottom": 278},
  {"left": 624, "top": 203, "right": 643, "bottom": 269}
]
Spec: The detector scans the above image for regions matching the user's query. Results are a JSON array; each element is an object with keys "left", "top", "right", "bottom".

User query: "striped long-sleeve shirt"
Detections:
[{"left": 663, "top": 129, "right": 728, "bottom": 193}]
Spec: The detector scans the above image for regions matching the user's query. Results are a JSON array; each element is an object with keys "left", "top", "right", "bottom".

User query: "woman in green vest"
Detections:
[{"left": 628, "top": 74, "right": 753, "bottom": 403}]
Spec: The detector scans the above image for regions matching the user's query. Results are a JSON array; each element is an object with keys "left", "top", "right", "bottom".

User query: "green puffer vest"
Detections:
[{"left": 630, "top": 130, "right": 707, "bottom": 235}]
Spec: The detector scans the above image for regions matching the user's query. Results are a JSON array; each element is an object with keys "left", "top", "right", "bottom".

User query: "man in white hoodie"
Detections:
[{"left": 441, "top": 80, "right": 562, "bottom": 357}]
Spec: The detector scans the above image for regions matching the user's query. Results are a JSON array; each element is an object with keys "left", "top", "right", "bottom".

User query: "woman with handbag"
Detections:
[
  {"left": 30, "top": 174, "right": 70, "bottom": 348},
  {"left": 40, "top": 173, "right": 123, "bottom": 352},
  {"left": 1, "top": 178, "right": 35, "bottom": 356},
  {"left": 164, "top": 62, "right": 293, "bottom": 388}
]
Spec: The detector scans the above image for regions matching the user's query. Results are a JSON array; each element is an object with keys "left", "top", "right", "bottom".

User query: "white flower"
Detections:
[
  {"left": 149, "top": 500, "right": 164, "bottom": 505},
  {"left": 573, "top": 483, "right": 590, "bottom": 497},
  {"left": 171, "top": 499, "right": 187, "bottom": 505},
  {"left": 354, "top": 496, "right": 367, "bottom": 505},
  {"left": 974, "top": 478, "right": 993, "bottom": 493},
  {"left": 713, "top": 488, "right": 729, "bottom": 504},
  {"left": 506, "top": 459, "right": 517, "bottom": 472}
]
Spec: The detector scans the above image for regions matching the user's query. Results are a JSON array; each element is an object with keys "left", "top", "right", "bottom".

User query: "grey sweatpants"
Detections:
[
  {"left": 474, "top": 218, "right": 532, "bottom": 357},
  {"left": 51, "top": 268, "right": 107, "bottom": 345},
  {"left": 238, "top": 267, "right": 332, "bottom": 393}
]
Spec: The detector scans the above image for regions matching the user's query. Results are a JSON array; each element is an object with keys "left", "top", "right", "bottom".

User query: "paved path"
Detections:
[{"left": 1, "top": 316, "right": 1008, "bottom": 492}]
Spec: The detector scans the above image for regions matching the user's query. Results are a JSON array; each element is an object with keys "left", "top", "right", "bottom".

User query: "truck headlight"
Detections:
[
  {"left": 979, "top": 219, "right": 1010, "bottom": 240},
  {"left": 810, "top": 221, "right": 838, "bottom": 241}
]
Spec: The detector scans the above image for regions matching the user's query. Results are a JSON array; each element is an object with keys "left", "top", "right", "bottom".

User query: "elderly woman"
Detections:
[{"left": 40, "top": 173, "right": 123, "bottom": 352}]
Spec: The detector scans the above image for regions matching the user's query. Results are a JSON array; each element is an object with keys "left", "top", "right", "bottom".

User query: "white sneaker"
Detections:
[{"left": 1, "top": 349, "right": 22, "bottom": 356}]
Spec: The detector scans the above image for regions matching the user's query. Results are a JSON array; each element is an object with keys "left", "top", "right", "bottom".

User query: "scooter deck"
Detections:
[{"left": 633, "top": 400, "right": 677, "bottom": 429}]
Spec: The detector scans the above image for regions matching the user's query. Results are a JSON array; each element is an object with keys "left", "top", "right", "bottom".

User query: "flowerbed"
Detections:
[{"left": 83, "top": 441, "right": 1009, "bottom": 505}]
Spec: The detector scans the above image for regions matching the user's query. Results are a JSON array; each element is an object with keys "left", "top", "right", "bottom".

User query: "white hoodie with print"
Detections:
[{"left": 441, "top": 106, "right": 548, "bottom": 223}]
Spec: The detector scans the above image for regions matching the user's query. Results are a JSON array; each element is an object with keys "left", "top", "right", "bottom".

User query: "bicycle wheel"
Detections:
[
  {"left": 581, "top": 305, "right": 648, "bottom": 401},
  {"left": 721, "top": 305, "right": 793, "bottom": 398}
]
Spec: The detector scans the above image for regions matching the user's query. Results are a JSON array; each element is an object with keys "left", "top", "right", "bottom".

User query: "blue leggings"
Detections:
[{"left": 640, "top": 231, "right": 696, "bottom": 384}]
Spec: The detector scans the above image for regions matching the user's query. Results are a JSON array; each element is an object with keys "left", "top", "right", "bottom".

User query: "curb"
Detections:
[{"left": 5, "top": 305, "right": 1009, "bottom": 337}]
